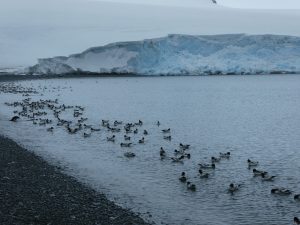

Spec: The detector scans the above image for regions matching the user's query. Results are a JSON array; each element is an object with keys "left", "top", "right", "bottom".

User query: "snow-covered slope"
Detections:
[{"left": 28, "top": 34, "right": 300, "bottom": 75}]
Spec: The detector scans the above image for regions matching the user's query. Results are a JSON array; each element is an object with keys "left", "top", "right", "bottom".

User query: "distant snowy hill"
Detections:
[{"left": 28, "top": 34, "right": 300, "bottom": 75}]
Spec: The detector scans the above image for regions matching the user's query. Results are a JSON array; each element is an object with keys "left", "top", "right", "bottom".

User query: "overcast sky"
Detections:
[
  {"left": 1, "top": 0, "right": 300, "bottom": 68},
  {"left": 218, "top": 0, "right": 300, "bottom": 9},
  {"left": 94, "top": 0, "right": 300, "bottom": 9}
]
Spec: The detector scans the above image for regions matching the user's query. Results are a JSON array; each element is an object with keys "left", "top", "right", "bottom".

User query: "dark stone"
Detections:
[{"left": 0, "top": 135, "right": 152, "bottom": 225}]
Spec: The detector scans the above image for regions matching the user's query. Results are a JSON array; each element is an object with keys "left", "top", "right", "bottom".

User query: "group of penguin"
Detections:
[
  {"left": 3, "top": 82, "right": 300, "bottom": 224},
  {"left": 178, "top": 154, "right": 300, "bottom": 224}
]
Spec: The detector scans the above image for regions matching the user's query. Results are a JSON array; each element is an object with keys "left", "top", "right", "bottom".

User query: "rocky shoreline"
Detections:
[
  {"left": 0, "top": 135, "right": 152, "bottom": 225},
  {"left": 0, "top": 73, "right": 142, "bottom": 82}
]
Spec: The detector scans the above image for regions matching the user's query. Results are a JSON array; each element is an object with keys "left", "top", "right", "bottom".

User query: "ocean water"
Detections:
[{"left": 0, "top": 75, "right": 300, "bottom": 225}]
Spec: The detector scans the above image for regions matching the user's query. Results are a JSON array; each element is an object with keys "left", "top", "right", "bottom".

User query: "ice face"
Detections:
[{"left": 29, "top": 34, "right": 300, "bottom": 75}]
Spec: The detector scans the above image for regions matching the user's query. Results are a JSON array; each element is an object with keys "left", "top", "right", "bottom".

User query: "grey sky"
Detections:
[
  {"left": 218, "top": 0, "right": 300, "bottom": 9},
  {"left": 94, "top": 0, "right": 300, "bottom": 9},
  {"left": 1, "top": 0, "right": 300, "bottom": 68}
]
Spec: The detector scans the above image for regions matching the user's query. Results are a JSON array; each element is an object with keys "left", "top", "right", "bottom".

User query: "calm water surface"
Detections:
[{"left": 0, "top": 75, "right": 300, "bottom": 225}]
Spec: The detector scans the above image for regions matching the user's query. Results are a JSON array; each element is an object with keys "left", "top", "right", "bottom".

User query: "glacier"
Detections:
[
  {"left": 1, "top": 0, "right": 300, "bottom": 69},
  {"left": 28, "top": 34, "right": 300, "bottom": 76}
]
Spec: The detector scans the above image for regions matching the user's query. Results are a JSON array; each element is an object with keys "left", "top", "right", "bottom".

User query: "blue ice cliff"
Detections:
[{"left": 28, "top": 34, "right": 300, "bottom": 75}]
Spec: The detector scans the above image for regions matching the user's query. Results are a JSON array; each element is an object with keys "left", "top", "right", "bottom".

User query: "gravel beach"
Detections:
[{"left": 0, "top": 135, "right": 151, "bottom": 225}]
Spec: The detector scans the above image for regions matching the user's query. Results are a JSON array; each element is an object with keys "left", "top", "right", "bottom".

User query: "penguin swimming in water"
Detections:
[{"left": 10, "top": 116, "right": 20, "bottom": 122}]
